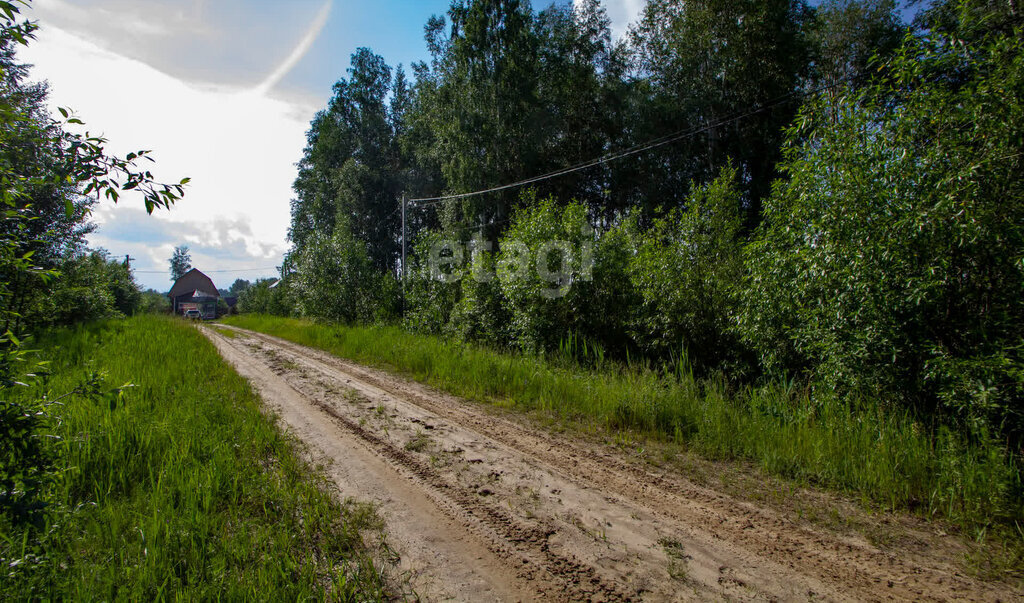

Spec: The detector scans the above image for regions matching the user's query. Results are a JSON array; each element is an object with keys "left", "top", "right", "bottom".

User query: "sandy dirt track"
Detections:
[{"left": 203, "top": 325, "right": 1019, "bottom": 602}]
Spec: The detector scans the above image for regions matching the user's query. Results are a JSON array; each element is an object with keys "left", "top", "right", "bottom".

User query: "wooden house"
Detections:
[{"left": 168, "top": 268, "right": 220, "bottom": 319}]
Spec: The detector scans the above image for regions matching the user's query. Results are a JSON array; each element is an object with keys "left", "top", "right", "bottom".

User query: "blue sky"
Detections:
[{"left": 19, "top": 0, "right": 912, "bottom": 291}]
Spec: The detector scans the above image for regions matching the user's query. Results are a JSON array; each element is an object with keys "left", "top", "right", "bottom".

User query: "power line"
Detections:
[
  {"left": 132, "top": 267, "right": 279, "bottom": 274},
  {"left": 407, "top": 77, "right": 856, "bottom": 206},
  {"left": 398, "top": 74, "right": 863, "bottom": 301}
]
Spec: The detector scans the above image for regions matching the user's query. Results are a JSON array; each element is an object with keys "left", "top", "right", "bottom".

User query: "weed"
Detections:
[
  {"left": 404, "top": 431, "right": 431, "bottom": 453},
  {"left": 659, "top": 537, "right": 692, "bottom": 582},
  {"left": 212, "top": 325, "right": 238, "bottom": 339}
]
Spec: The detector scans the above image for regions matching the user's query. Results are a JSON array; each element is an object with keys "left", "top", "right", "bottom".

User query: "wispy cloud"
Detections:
[
  {"left": 89, "top": 206, "right": 283, "bottom": 290},
  {"left": 255, "top": 1, "right": 333, "bottom": 96},
  {"left": 33, "top": 0, "right": 206, "bottom": 42},
  {"left": 27, "top": 0, "right": 331, "bottom": 93}
]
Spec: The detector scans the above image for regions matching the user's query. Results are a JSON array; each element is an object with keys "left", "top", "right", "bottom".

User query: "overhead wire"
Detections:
[
  {"left": 132, "top": 267, "right": 279, "bottom": 274},
  {"left": 407, "top": 75, "right": 862, "bottom": 206}
]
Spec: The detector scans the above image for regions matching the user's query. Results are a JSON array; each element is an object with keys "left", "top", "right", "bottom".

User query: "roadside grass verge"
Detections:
[
  {"left": 1, "top": 316, "right": 390, "bottom": 600},
  {"left": 222, "top": 315, "right": 1023, "bottom": 537}
]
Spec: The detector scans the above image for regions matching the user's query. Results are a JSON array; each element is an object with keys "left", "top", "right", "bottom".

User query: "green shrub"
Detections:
[
  {"left": 628, "top": 166, "right": 747, "bottom": 374},
  {"left": 497, "top": 196, "right": 587, "bottom": 352},
  {"left": 740, "top": 22, "right": 1024, "bottom": 435},
  {"left": 446, "top": 233, "right": 511, "bottom": 346},
  {"left": 292, "top": 219, "right": 399, "bottom": 323},
  {"left": 26, "top": 251, "right": 142, "bottom": 327},
  {"left": 403, "top": 228, "right": 464, "bottom": 335},
  {"left": 237, "top": 277, "right": 295, "bottom": 316}
]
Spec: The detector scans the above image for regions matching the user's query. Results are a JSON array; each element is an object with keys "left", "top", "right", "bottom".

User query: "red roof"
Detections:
[{"left": 168, "top": 269, "right": 220, "bottom": 299}]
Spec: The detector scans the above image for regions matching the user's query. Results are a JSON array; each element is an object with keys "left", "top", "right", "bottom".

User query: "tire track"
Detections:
[
  {"left": 298, "top": 380, "right": 631, "bottom": 601},
  {"left": 205, "top": 326, "right": 631, "bottom": 601},
  {"left": 214, "top": 324, "right": 1020, "bottom": 602}
]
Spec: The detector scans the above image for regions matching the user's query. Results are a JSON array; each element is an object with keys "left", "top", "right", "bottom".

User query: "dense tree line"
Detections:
[{"left": 265, "top": 0, "right": 1023, "bottom": 444}]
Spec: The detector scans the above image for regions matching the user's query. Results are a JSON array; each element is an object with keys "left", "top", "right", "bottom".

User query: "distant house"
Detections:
[{"left": 168, "top": 268, "right": 220, "bottom": 320}]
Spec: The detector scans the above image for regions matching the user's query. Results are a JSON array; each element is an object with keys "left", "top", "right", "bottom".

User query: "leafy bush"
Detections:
[
  {"left": 403, "top": 228, "right": 464, "bottom": 335},
  {"left": 138, "top": 289, "right": 170, "bottom": 314},
  {"left": 628, "top": 166, "right": 746, "bottom": 374},
  {"left": 496, "top": 197, "right": 605, "bottom": 353},
  {"left": 237, "top": 277, "right": 295, "bottom": 316},
  {"left": 740, "top": 21, "right": 1024, "bottom": 436},
  {"left": 446, "top": 233, "right": 511, "bottom": 346},
  {"left": 292, "top": 220, "right": 399, "bottom": 323},
  {"left": 27, "top": 251, "right": 141, "bottom": 326}
]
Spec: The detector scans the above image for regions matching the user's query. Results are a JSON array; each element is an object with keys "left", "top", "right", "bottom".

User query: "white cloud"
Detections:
[
  {"left": 32, "top": 0, "right": 205, "bottom": 44},
  {"left": 20, "top": 24, "right": 316, "bottom": 291},
  {"left": 26, "top": 0, "right": 331, "bottom": 96},
  {"left": 88, "top": 207, "right": 282, "bottom": 291}
]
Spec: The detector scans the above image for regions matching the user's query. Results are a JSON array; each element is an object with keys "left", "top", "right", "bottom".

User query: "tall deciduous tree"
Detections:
[
  {"left": 169, "top": 245, "right": 191, "bottom": 282},
  {"left": 740, "top": 8, "right": 1024, "bottom": 435},
  {"left": 808, "top": 0, "right": 904, "bottom": 89},
  {"left": 629, "top": 0, "right": 811, "bottom": 226},
  {"left": 290, "top": 48, "right": 403, "bottom": 273},
  {"left": 420, "top": 0, "right": 543, "bottom": 232}
]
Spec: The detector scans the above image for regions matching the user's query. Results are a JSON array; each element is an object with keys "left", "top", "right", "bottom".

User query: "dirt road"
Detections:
[{"left": 203, "top": 325, "right": 1017, "bottom": 601}]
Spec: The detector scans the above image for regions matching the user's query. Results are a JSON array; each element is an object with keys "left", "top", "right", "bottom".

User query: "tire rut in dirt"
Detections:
[
  {"left": 229, "top": 326, "right": 1010, "bottom": 602},
  {"left": 231, "top": 330, "right": 632, "bottom": 602}
]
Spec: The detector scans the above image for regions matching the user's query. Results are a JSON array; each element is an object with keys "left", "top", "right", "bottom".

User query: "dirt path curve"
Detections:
[{"left": 203, "top": 325, "right": 1017, "bottom": 602}]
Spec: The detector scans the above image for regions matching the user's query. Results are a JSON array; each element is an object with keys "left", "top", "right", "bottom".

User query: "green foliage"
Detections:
[
  {"left": 424, "top": 0, "right": 544, "bottom": 224},
  {"left": 0, "top": 1, "right": 188, "bottom": 590},
  {"left": 807, "top": 0, "right": 904, "bottom": 87},
  {"left": 496, "top": 196, "right": 593, "bottom": 352},
  {"left": 403, "top": 228, "right": 464, "bottom": 335},
  {"left": 269, "top": 0, "right": 1024, "bottom": 536},
  {"left": 740, "top": 14, "right": 1024, "bottom": 434},
  {"left": 138, "top": 288, "right": 170, "bottom": 314},
  {"left": 0, "top": 361, "right": 61, "bottom": 528},
  {"left": 446, "top": 233, "right": 510, "bottom": 346},
  {"left": 494, "top": 194, "right": 639, "bottom": 356},
  {"left": 1, "top": 317, "right": 388, "bottom": 599},
  {"left": 916, "top": 0, "right": 1023, "bottom": 44},
  {"left": 423, "top": 174, "right": 745, "bottom": 370},
  {"left": 227, "top": 278, "right": 251, "bottom": 295},
  {"left": 168, "top": 244, "right": 191, "bottom": 282},
  {"left": 14, "top": 250, "right": 142, "bottom": 327},
  {"left": 628, "top": 166, "right": 746, "bottom": 372},
  {"left": 292, "top": 219, "right": 399, "bottom": 323},
  {"left": 629, "top": 0, "right": 812, "bottom": 221},
  {"left": 236, "top": 277, "right": 294, "bottom": 316},
  {"left": 291, "top": 47, "right": 403, "bottom": 272}
]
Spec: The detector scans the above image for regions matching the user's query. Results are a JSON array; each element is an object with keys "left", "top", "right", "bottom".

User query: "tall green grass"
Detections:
[
  {"left": 223, "top": 315, "right": 1022, "bottom": 531},
  {"left": 1, "top": 316, "right": 389, "bottom": 600}
]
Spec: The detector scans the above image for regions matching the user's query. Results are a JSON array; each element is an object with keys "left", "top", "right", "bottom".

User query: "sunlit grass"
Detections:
[
  {"left": 2, "top": 316, "right": 389, "bottom": 600},
  {"left": 224, "top": 314, "right": 1022, "bottom": 533}
]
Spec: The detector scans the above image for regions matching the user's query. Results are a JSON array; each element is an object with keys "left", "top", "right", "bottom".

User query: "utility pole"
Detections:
[
  {"left": 124, "top": 254, "right": 136, "bottom": 269},
  {"left": 401, "top": 195, "right": 407, "bottom": 318}
]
